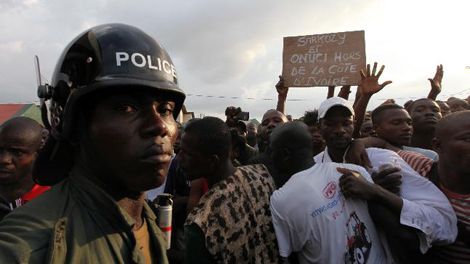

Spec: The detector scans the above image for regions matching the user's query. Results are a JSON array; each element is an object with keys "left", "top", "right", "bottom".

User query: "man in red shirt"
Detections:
[{"left": 0, "top": 117, "right": 48, "bottom": 220}]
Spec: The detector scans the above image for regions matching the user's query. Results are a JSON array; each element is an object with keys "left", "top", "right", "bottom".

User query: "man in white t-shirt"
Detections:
[
  {"left": 269, "top": 122, "right": 391, "bottom": 263},
  {"left": 314, "top": 97, "right": 457, "bottom": 262}
]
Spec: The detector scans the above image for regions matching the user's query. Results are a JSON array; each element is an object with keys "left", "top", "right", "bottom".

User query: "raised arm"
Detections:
[
  {"left": 276, "top": 75, "right": 289, "bottom": 114},
  {"left": 328, "top": 85, "right": 351, "bottom": 100},
  {"left": 352, "top": 62, "right": 392, "bottom": 138},
  {"left": 427, "top": 64, "right": 443, "bottom": 100},
  {"left": 337, "top": 85, "right": 351, "bottom": 100},
  {"left": 327, "top": 86, "right": 335, "bottom": 98}
]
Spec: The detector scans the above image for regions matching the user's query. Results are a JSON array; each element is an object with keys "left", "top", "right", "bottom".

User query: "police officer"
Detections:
[{"left": 0, "top": 24, "right": 185, "bottom": 264}]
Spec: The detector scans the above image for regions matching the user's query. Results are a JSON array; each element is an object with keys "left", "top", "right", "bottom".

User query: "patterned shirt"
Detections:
[
  {"left": 185, "top": 164, "right": 280, "bottom": 263},
  {"left": 397, "top": 150, "right": 434, "bottom": 177}
]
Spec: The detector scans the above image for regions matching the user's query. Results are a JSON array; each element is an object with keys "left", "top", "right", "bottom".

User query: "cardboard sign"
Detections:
[{"left": 282, "top": 30, "right": 366, "bottom": 87}]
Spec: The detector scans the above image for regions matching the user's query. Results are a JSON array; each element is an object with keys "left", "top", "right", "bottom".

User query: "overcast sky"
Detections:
[{"left": 0, "top": 0, "right": 469, "bottom": 120}]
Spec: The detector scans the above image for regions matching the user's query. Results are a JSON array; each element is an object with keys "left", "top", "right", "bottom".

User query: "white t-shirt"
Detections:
[
  {"left": 270, "top": 163, "right": 389, "bottom": 264},
  {"left": 314, "top": 147, "right": 457, "bottom": 253}
]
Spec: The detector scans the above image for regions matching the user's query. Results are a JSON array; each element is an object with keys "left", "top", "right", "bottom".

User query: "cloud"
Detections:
[
  {"left": 0, "top": 0, "right": 38, "bottom": 10},
  {"left": 23, "top": 0, "right": 38, "bottom": 8},
  {"left": 0, "top": 0, "right": 469, "bottom": 120},
  {"left": 0, "top": 41, "right": 24, "bottom": 53}
]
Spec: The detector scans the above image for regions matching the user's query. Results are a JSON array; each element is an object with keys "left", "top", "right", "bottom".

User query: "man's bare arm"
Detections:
[{"left": 276, "top": 75, "right": 289, "bottom": 114}]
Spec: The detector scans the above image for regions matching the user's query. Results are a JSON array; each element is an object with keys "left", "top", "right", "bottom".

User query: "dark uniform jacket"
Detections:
[{"left": 0, "top": 165, "right": 168, "bottom": 264}]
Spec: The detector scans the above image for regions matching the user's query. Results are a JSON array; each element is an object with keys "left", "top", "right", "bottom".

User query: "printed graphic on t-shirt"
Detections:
[
  {"left": 323, "top": 181, "right": 337, "bottom": 199},
  {"left": 311, "top": 182, "right": 346, "bottom": 220},
  {"left": 344, "top": 212, "right": 372, "bottom": 264}
]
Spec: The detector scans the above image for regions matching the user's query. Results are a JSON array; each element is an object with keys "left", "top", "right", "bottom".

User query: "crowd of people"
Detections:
[{"left": 0, "top": 23, "right": 469, "bottom": 263}]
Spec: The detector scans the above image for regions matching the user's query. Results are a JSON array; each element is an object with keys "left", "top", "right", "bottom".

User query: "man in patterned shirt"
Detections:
[
  {"left": 180, "top": 117, "right": 280, "bottom": 264},
  {"left": 426, "top": 110, "right": 470, "bottom": 263}
]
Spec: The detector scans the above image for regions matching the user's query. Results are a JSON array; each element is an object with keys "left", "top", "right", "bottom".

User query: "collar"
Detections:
[{"left": 321, "top": 146, "right": 349, "bottom": 163}]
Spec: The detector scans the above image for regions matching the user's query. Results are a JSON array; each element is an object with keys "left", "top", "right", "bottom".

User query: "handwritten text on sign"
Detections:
[{"left": 282, "top": 31, "right": 366, "bottom": 87}]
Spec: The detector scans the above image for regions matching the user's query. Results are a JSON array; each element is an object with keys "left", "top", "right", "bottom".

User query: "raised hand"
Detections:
[
  {"left": 358, "top": 62, "right": 392, "bottom": 96},
  {"left": 428, "top": 64, "right": 443, "bottom": 95},
  {"left": 275, "top": 75, "right": 289, "bottom": 114},
  {"left": 275, "top": 75, "right": 289, "bottom": 98}
]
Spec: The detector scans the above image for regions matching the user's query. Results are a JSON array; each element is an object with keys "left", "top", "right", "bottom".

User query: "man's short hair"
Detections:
[
  {"left": 261, "top": 109, "right": 288, "bottom": 124},
  {"left": 0, "top": 117, "right": 44, "bottom": 147},
  {"left": 371, "top": 104, "right": 405, "bottom": 125},
  {"left": 270, "top": 121, "right": 312, "bottom": 152},
  {"left": 407, "top": 98, "right": 436, "bottom": 113},
  {"left": 302, "top": 110, "right": 319, "bottom": 126},
  {"left": 435, "top": 110, "right": 470, "bottom": 139},
  {"left": 184, "top": 116, "right": 231, "bottom": 158}
]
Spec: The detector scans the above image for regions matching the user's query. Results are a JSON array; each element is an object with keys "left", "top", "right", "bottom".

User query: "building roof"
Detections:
[{"left": 0, "top": 104, "right": 42, "bottom": 125}]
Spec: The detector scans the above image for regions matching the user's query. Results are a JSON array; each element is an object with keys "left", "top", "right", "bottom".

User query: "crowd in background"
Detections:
[{"left": 0, "top": 24, "right": 469, "bottom": 264}]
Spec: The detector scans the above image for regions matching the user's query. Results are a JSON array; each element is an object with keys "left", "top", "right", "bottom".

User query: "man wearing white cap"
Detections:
[{"left": 314, "top": 96, "right": 457, "bottom": 262}]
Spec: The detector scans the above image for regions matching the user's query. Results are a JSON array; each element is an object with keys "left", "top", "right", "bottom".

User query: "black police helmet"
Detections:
[
  {"left": 41, "top": 23, "right": 185, "bottom": 140},
  {"left": 34, "top": 24, "right": 185, "bottom": 185}
]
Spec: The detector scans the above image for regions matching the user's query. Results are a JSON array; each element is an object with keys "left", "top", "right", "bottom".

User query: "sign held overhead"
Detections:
[{"left": 282, "top": 30, "right": 366, "bottom": 87}]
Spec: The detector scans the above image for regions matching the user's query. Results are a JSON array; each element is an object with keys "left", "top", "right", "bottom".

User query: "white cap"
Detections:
[{"left": 318, "top": 97, "right": 355, "bottom": 120}]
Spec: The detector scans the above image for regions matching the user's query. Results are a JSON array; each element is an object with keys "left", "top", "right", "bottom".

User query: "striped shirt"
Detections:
[
  {"left": 427, "top": 184, "right": 470, "bottom": 263},
  {"left": 397, "top": 150, "right": 434, "bottom": 177}
]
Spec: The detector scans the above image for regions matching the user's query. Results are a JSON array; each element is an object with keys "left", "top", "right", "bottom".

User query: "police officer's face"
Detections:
[{"left": 84, "top": 90, "right": 178, "bottom": 192}]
